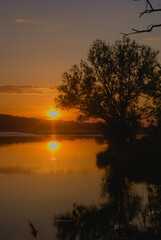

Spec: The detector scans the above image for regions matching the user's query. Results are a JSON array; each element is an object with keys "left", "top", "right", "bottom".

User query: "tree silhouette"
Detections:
[{"left": 56, "top": 37, "right": 160, "bottom": 141}]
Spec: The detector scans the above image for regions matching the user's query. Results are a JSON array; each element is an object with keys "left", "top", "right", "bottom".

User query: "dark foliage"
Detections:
[
  {"left": 54, "top": 139, "right": 161, "bottom": 240},
  {"left": 56, "top": 37, "right": 160, "bottom": 141}
]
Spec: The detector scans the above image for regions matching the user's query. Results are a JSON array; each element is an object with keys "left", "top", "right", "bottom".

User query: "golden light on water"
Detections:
[
  {"left": 46, "top": 108, "right": 61, "bottom": 120},
  {"left": 46, "top": 141, "right": 60, "bottom": 152}
]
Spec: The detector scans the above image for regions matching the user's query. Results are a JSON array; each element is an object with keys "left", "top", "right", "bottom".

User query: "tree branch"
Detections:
[
  {"left": 123, "top": 0, "right": 161, "bottom": 36},
  {"left": 121, "top": 24, "right": 161, "bottom": 37},
  {"left": 140, "top": 8, "right": 161, "bottom": 17},
  {"left": 135, "top": 0, "right": 161, "bottom": 16}
]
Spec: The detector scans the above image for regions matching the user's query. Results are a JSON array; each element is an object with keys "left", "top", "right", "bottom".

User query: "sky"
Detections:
[{"left": 0, "top": 0, "right": 161, "bottom": 120}]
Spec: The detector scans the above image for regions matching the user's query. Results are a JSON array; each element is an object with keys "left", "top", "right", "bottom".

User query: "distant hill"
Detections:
[{"left": 0, "top": 114, "right": 104, "bottom": 135}]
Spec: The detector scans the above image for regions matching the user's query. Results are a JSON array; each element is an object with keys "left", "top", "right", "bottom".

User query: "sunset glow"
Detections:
[
  {"left": 1, "top": 1, "right": 161, "bottom": 240},
  {"left": 46, "top": 109, "right": 61, "bottom": 120},
  {"left": 46, "top": 141, "right": 60, "bottom": 152},
  {"left": 1, "top": 0, "right": 161, "bottom": 120}
]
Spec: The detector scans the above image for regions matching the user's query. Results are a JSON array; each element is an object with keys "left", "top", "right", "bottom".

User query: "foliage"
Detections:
[{"left": 56, "top": 37, "right": 160, "bottom": 138}]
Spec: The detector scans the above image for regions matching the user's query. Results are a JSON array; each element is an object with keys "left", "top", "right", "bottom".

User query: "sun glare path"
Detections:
[
  {"left": 46, "top": 109, "right": 61, "bottom": 120},
  {"left": 46, "top": 142, "right": 60, "bottom": 152}
]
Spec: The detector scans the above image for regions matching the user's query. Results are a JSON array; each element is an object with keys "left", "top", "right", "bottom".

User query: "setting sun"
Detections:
[{"left": 46, "top": 109, "right": 61, "bottom": 120}]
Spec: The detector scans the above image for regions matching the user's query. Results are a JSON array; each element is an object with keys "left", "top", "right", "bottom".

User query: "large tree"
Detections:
[{"left": 56, "top": 37, "right": 160, "bottom": 139}]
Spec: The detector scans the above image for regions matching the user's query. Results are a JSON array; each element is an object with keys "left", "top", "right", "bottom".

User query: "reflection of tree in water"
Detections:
[{"left": 54, "top": 140, "right": 161, "bottom": 240}]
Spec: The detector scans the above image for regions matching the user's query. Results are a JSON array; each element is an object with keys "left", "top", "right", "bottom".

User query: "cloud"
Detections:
[
  {"left": 146, "top": 37, "right": 161, "bottom": 42},
  {"left": 0, "top": 85, "right": 57, "bottom": 95},
  {"left": 12, "top": 19, "right": 29, "bottom": 23},
  {"left": 12, "top": 19, "right": 46, "bottom": 24}
]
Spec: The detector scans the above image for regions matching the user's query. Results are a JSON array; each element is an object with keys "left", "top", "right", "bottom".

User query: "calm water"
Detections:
[
  {"left": 0, "top": 135, "right": 154, "bottom": 240},
  {"left": 0, "top": 135, "right": 107, "bottom": 240}
]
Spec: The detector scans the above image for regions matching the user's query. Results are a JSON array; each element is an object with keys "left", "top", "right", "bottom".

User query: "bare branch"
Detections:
[
  {"left": 135, "top": 0, "right": 161, "bottom": 16},
  {"left": 123, "top": 0, "right": 161, "bottom": 35},
  {"left": 146, "top": 0, "right": 154, "bottom": 10},
  {"left": 140, "top": 8, "right": 161, "bottom": 17},
  {"left": 121, "top": 24, "right": 161, "bottom": 37},
  {"left": 134, "top": 0, "right": 154, "bottom": 11}
]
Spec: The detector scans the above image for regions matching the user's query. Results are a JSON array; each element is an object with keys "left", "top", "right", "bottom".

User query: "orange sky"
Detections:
[
  {"left": 0, "top": 0, "right": 161, "bottom": 120},
  {"left": 0, "top": 87, "right": 77, "bottom": 120}
]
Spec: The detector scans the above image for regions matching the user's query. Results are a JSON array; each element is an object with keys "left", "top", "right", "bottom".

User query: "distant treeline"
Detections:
[{"left": 0, "top": 114, "right": 104, "bottom": 134}]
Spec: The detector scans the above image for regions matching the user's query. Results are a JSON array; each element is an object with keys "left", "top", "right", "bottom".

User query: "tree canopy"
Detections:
[{"left": 56, "top": 37, "right": 160, "bottom": 138}]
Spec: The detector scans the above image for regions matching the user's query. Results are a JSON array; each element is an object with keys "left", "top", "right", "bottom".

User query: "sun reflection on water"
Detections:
[{"left": 46, "top": 141, "right": 60, "bottom": 153}]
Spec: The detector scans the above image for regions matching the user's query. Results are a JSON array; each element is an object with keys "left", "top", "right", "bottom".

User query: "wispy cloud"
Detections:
[
  {"left": 12, "top": 18, "right": 29, "bottom": 23},
  {"left": 12, "top": 19, "right": 46, "bottom": 24},
  {"left": 0, "top": 85, "right": 57, "bottom": 95},
  {"left": 146, "top": 37, "right": 161, "bottom": 42}
]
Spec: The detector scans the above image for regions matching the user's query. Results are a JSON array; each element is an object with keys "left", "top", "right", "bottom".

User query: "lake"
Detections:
[
  {"left": 0, "top": 134, "right": 158, "bottom": 240},
  {"left": 0, "top": 135, "right": 107, "bottom": 240}
]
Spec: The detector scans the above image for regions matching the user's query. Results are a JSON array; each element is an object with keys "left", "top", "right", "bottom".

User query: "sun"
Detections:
[{"left": 46, "top": 108, "right": 61, "bottom": 120}]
